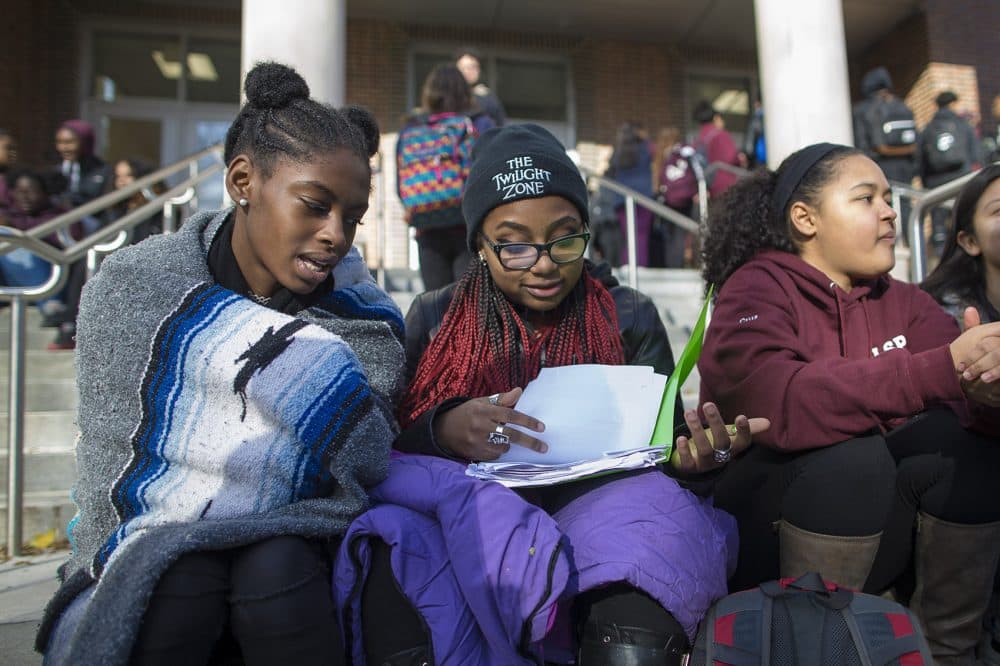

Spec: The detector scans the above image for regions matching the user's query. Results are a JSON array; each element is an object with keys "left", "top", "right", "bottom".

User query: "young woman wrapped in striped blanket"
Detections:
[{"left": 36, "top": 62, "right": 405, "bottom": 665}]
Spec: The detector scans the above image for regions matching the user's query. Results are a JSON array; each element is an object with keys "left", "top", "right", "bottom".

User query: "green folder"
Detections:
[{"left": 648, "top": 285, "right": 714, "bottom": 455}]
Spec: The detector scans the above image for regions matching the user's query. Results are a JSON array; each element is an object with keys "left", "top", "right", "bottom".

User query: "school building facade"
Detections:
[{"left": 3, "top": 0, "right": 998, "bottom": 269}]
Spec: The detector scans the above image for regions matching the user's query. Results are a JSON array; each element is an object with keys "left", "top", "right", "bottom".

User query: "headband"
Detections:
[{"left": 771, "top": 143, "right": 844, "bottom": 218}]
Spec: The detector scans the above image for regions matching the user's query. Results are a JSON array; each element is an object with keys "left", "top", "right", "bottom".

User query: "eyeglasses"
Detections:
[{"left": 480, "top": 232, "right": 591, "bottom": 270}]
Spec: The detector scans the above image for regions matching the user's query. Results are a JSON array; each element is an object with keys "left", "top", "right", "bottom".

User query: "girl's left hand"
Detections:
[{"left": 670, "top": 402, "right": 770, "bottom": 474}]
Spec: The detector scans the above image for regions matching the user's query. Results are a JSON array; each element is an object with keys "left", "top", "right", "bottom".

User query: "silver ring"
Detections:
[
  {"left": 713, "top": 447, "right": 733, "bottom": 464},
  {"left": 487, "top": 424, "right": 510, "bottom": 447},
  {"left": 488, "top": 393, "right": 501, "bottom": 406}
]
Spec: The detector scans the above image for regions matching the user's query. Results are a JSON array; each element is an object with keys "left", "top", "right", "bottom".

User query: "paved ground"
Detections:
[{"left": 0, "top": 551, "right": 64, "bottom": 665}]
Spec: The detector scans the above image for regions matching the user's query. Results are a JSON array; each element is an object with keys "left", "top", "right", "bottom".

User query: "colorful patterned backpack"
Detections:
[{"left": 396, "top": 112, "right": 476, "bottom": 217}]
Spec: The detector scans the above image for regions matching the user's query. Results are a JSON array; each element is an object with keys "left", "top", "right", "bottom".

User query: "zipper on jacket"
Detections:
[{"left": 519, "top": 539, "right": 564, "bottom": 662}]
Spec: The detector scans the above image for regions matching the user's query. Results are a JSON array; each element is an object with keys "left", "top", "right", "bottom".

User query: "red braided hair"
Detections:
[{"left": 398, "top": 260, "right": 625, "bottom": 427}]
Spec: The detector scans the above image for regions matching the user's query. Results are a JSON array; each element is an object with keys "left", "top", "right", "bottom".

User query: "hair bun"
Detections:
[
  {"left": 244, "top": 61, "right": 310, "bottom": 109},
  {"left": 342, "top": 106, "right": 380, "bottom": 158}
]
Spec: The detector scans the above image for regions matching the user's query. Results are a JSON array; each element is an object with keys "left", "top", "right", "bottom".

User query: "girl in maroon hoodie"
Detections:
[{"left": 698, "top": 143, "right": 1000, "bottom": 663}]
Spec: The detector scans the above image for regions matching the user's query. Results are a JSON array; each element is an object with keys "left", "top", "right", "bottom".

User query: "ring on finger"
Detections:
[
  {"left": 488, "top": 393, "right": 501, "bottom": 406},
  {"left": 713, "top": 445, "right": 733, "bottom": 464},
  {"left": 487, "top": 423, "right": 510, "bottom": 446}
]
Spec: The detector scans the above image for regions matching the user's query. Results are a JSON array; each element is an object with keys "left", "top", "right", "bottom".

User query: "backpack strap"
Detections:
[
  {"left": 846, "top": 595, "right": 932, "bottom": 666},
  {"left": 705, "top": 591, "right": 769, "bottom": 666}
]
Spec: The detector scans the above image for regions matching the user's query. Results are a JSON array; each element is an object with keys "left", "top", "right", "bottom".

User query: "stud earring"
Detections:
[
  {"left": 479, "top": 250, "right": 487, "bottom": 264},
  {"left": 238, "top": 197, "right": 248, "bottom": 208}
]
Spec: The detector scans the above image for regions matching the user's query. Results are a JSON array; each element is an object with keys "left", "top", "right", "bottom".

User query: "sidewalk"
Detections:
[{"left": 0, "top": 551, "right": 65, "bottom": 665}]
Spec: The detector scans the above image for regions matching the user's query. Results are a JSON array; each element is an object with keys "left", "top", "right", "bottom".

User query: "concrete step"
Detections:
[
  {"left": 0, "top": 380, "right": 78, "bottom": 415},
  {"left": 0, "top": 490, "right": 76, "bottom": 546},
  {"left": 0, "top": 350, "right": 75, "bottom": 381},
  {"left": 0, "top": 411, "right": 78, "bottom": 452},
  {"left": 0, "top": 449, "right": 76, "bottom": 497}
]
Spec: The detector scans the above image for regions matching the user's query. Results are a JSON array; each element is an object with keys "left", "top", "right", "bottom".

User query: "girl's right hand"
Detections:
[{"left": 433, "top": 388, "right": 548, "bottom": 462}]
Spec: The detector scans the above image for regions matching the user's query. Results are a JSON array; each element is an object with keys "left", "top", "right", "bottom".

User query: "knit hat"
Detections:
[{"left": 462, "top": 123, "right": 588, "bottom": 252}]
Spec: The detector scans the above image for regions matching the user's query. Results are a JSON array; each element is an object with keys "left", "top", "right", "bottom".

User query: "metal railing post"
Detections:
[
  {"left": 624, "top": 196, "right": 638, "bottom": 288},
  {"left": 6, "top": 296, "right": 26, "bottom": 556},
  {"left": 189, "top": 160, "right": 200, "bottom": 212},
  {"left": 910, "top": 203, "right": 928, "bottom": 283}
]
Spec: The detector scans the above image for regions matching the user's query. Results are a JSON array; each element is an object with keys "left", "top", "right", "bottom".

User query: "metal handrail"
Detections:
[
  {"left": 581, "top": 160, "right": 749, "bottom": 288},
  {"left": 907, "top": 166, "right": 996, "bottom": 283},
  {"left": 582, "top": 170, "right": 701, "bottom": 289},
  {"left": 4, "top": 143, "right": 224, "bottom": 555}
]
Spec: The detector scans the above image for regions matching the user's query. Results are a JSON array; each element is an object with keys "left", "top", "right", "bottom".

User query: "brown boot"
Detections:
[
  {"left": 909, "top": 512, "right": 1000, "bottom": 665},
  {"left": 778, "top": 520, "right": 881, "bottom": 590}
]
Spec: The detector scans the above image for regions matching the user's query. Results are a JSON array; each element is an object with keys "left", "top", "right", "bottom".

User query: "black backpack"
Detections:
[
  {"left": 868, "top": 98, "right": 917, "bottom": 150},
  {"left": 690, "top": 573, "right": 932, "bottom": 666},
  {"left": 923, "top": 116, "right": 969, "bottom": 174}
]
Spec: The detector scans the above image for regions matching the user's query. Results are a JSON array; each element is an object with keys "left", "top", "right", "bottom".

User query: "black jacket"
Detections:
[{"left": 395, "top": 261, "right": 684, "bottom": 459}]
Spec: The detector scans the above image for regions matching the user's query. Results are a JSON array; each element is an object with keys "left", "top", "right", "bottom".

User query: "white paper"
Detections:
[
  {"left": 496, "top": 364, "right": 668, "bottom": 464},
  {"left": 467, "top": 447, "right": 668, "bottom": 488}
]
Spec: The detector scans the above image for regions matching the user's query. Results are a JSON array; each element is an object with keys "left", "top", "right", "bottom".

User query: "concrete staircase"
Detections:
[{"left": 0, "top": 309, "right": 78, "bottom": 549}]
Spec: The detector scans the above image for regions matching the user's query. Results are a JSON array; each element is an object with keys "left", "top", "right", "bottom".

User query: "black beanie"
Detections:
[{"left": 462, "top": 123, "right": 589, "bottom": 252}]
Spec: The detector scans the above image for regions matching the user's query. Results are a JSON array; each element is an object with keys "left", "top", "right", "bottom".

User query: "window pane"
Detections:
[
  {"left": 103, "top": 117, "right": 162, "bottom": 167},
  {"left": 495, "top": 59, "right": 567, "bottom": 121},
  {"left": 92, "top": 32, "right": 181, "bottom": 100},
  {"left": 186, "top": 38, "right": 241, "bottom": 104}
]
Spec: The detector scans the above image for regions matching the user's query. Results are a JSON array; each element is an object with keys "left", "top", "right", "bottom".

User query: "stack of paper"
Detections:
[
  {"left": 465, "top": 288, "right": 713, "bottom": 488},
  {"left": 467, "top": 446, "right": 668, "bottom": 488}
]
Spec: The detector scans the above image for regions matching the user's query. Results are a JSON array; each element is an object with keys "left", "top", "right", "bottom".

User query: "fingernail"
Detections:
[
  {"left": 685, "top": 410, "right": 697, "bottom": 420},
  {"left": 985, "top": 373, "right": 994, "bottom": 383},
  {"left": 964, "top": 370, "right": 974, "bottom": 380}
]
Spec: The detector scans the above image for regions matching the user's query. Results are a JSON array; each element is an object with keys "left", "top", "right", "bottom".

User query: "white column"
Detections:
[
  {"left": 241, "top": 0, "right": 346, "bottom": 106},
  {"left": 754, "top": 0, "right": 853, "bottom": 167}
]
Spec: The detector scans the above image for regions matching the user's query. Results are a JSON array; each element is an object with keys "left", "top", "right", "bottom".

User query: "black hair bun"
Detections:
[
  {"left": 342, "top": 106, "right": 380, "bottom": 157},
  {"left": 244, "top": 61, "right": 310, "bottom": 110}
]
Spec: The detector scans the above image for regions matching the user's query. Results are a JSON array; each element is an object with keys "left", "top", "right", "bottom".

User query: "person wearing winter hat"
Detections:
[{"left": 350, "top": 123, "right": 768, "bottom": 665}]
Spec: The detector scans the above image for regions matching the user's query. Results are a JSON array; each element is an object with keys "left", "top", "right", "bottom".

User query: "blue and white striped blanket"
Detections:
[{"left": 39, "top": 209, "right": 405, "bottom": 665}]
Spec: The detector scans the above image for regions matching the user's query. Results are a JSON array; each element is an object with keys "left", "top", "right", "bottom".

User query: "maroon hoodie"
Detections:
[{"left": 698, "top": 250, "right": 998, "bottom": 451}]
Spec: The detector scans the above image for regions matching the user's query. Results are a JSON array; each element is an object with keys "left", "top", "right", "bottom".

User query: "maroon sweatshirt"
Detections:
[{"left": 698, "top": 250, "right": 999, "bottom": 451}]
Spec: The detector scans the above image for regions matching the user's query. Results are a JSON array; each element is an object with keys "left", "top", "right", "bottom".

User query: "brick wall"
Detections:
[
  {"left": 905, "top": 63, "right": 980, "bottom": 130},
  {"left": 925, "top": 0, "right": 1000, "bottom": 137},
  {"left": 1, "top": 0, "right": 80, "bottom": 168},
  {"left": 0, "top": 0, "right": 240, "bottom": 168},
  {"left": 852, "top": 11, "right": 929, "bottom": 102}
]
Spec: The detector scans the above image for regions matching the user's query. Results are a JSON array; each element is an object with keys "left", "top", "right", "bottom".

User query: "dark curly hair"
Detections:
[
  {"left": 701, "top": 144, "right": 862, "bottom": 291},
  {"left": 224, "top": 61, "right": 379, "bottom": 178},
  {"left": 922, "top": 164, "right": 1000, "bottom": 307}
]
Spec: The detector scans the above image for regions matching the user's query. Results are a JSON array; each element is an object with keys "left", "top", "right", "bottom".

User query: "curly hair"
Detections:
[
  {"left": 224, "top": 61, "right": 379, "bottom": 178},
  {"left": 701, "top": 145, "right": 862, "bottom": 291},
  {"left": 922, "top": 164, "right": 1000, "bottom": 306}
]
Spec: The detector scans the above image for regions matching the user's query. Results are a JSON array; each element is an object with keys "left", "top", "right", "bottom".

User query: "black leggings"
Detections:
[
  {"left": 131, "top": 535, "right": 343, "bottom": 665},
  {"left": 714, "top": 409, "right": 1000, "bottom": 593}
]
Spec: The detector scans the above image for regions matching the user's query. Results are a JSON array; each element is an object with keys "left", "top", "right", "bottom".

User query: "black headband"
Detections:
[{"left": 771, "top": 143, "right": 845, "bottom": 219}]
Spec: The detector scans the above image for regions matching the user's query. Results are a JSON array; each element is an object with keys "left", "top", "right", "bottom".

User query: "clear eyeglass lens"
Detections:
[
  {"left": 550, "top": 236, "right": 587, "bottom": 262},
  {"left": 499, "top": 245, "right": 538, "bottom": 269}
]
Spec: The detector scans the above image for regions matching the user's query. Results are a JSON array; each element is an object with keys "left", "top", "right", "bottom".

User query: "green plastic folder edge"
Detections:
[{"left": 648, "top": 284, "right": 714, "bottom": 455}]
